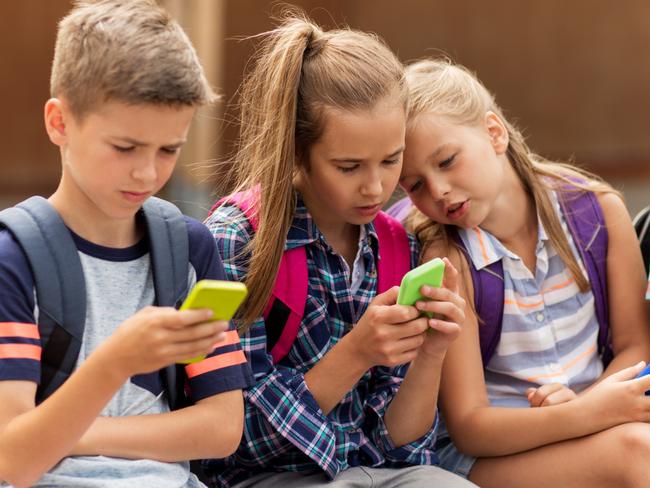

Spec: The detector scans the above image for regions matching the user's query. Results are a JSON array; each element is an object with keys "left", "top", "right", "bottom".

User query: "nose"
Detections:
[
  {"left": 131, "top": 154, "right": 157, "bottom": 184},
  {"left": 426, "top": 175, "right": 451, "bottom": 202},
  {"left": 360, "top": 168, "right": 383, "bottom": 198}
]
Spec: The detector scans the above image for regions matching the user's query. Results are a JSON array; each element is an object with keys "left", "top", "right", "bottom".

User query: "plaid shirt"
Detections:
[{"left": 204, "top": 197, "right": 439, "bottom": 487}]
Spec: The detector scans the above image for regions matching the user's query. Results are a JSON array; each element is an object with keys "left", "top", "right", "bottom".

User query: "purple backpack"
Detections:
[
  {"left": 211, "top": 189, "right": 412, "bottom": 364},
  {"left": 387, "top": 190, "right": 612, "bottom": 366}
]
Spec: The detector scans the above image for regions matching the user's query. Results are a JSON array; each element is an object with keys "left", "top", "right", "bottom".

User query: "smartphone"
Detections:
[
  {"left": 178, "top": 279, "right": 248, "bottom": 364},
  {"left": 396, "top": 258, "right": 445, "bottom": 317}
]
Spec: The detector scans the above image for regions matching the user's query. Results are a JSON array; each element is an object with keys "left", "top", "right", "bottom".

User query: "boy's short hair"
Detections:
[{"left": 51, "top": 0, "right": 217, "bottom": 120}]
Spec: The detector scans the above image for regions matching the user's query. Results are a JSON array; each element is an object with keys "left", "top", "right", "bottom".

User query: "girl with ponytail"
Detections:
[
  {"left": 397, "top": 57, "right": 650, "bottom": 487},
  {"left": 204, "top": 14, "right": 474, "bottom": 488}
]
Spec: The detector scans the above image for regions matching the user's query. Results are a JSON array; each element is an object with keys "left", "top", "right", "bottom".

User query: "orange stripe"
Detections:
[
  {"left": 525, "top": 344, "right": 597, "bottom": 383},
  {"left": 504, "top": 298, "right": 544, "bottom": 309},
  {"left": 213, "top": 330, "right": 241, "bottom": 349},
  {"left": 563, "top": 343, "right": 598, "bottom": 370},
  {"left": 0, "top": 323, "right": 39, "bottom": 339},
  {"left": 504, "top": 278, "right": 573, "bottom": 310},
  {"left": 541, "top": 277, "right": 574, "bottom": 295},
  {"left": 185, "top": 350, "right": 247, "bottom": 378},
  {"left": 0, "top": 344, "right": 42, "bottom": 360},
  {"left": 473, "top": 228, "right": 490, "bottom": 266}
]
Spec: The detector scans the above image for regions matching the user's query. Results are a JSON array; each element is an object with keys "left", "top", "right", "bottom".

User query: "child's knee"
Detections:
[{"left": 608, "top": 423, "right": 650, "bottom": 485}]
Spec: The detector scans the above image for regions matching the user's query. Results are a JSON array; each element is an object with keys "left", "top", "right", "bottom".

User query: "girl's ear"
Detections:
[
  {"left": 44, "top": 98, "right": 69, "bottom": 147},
  {"left": 485, "top": 111, "right": 509, "bottom": 155}
]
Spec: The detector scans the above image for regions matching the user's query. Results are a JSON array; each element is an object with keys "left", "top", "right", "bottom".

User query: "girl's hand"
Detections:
[
  {"left": 526, "top": 384, "right": 578, "bottom": 407},
  {"left": 346, "top": 286, "right": 429, "bottom": 368},
  {"left": 581, "top": 361, "right": 650, "bottom": 425},
  {"left": 102, "top": 306, "right": 229, "bottom": 376},
  {"left": 413, "top": 258, "right": 465, "bottom": 358}
]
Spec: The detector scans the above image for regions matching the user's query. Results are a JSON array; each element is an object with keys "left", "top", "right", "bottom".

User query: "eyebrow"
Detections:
[
  {"left": 399, "top": 145, "right": 449, "bottom": 182},
  {"left": 113, "top": 136, "right": 187, "bottom": 148},
  {"left": 331, "top": 146, "right": 405, "bottom": 163},
  {"left": 428, "top": 144, "right": 451, "bottom": 160}
]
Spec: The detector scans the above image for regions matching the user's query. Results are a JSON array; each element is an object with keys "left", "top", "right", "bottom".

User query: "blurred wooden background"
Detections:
[{"left": 2, "top": 0, "right": 649, "bottom": 218}]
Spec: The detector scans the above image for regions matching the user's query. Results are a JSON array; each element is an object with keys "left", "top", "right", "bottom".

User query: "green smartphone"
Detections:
[
  {"left": 178, "top": 279, "right": 248, "bottom": 364},
  {"left": 396, "top": 258, "right": 445, "bottom": 317}
]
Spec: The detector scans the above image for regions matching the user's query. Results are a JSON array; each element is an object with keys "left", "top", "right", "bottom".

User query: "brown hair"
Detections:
[
  {"left": 404, "top": 58, "right": 618, "bottom": 293},
  {"left": 221, "top": 11, "right": 406, "bottom": 329},
  {"left": 50, "top": 0, "right": 217, "bottom": 120}
]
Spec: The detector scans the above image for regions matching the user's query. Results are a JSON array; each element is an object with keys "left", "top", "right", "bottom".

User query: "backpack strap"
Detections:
[
  {"left": 384, "top": 196, "right": 413, "bottom": 224},
  {"left": 374, "top": 211, "right": 412, "bottom": 293},
  {"left": 446, "top": 229, "right": 505, "bottom": 364},
  {"left": 0, "top": 196, "right": 86, "bottom": 404},
  {"left": 212, "top": 190, "right": 308, "bottom": 364},
  {"left": 633, "top": 206, "right": 650, "bottom": 277},
  {"left": 142, "top": 197, "right": 189, "bottom": 308},
  {"left": 557, "top": 189, "right": 611, "bottom": 366},
  {"left": 141, "top": 197, "right": 190, "bottom": 411}
]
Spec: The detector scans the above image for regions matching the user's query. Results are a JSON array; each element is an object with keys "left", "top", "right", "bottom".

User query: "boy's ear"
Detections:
[
  {"left": 485, "top": 111, "right": 509, "bottom": 155},
  {"left": 44, "top": 98, "right": 68, "bottom": 146}
]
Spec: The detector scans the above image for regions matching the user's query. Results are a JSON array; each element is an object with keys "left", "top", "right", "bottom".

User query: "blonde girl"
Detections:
[
  {"left": 398, "top": 58, "right": 650, "bottom": 487},
  {"left": 204, "top": 15, "right": 474, "bottom": 488}
]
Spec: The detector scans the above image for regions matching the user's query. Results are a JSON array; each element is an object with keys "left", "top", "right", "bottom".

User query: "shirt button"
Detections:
[{"left": 536, "top": 313, "right": 545, "bottom": 323}]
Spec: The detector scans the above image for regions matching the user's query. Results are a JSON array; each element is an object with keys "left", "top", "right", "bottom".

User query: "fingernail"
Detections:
[
  {"left": 415, "top": 301, "right": 424, "bottom": 310},
  {"left": 421, "top": 286, "right": 431, "bottom": 294},
  {"left": 429, "top": 319, "right": 436, "bottom": 328}
]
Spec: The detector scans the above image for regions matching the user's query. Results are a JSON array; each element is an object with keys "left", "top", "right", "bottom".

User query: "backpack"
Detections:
[
  {"left": 0, "top": 196, "right": 191, "bottom": 409},
  {"left": 632, "top": 205, "right": 650, "bottom": 279},
  {"left": 386, "top": 189, "right": 612, "bottom": 367},
  {"left": 211, "top": 190, "right": 412, "bottom": 364}
]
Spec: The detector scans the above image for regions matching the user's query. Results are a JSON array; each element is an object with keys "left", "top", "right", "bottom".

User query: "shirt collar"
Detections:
[{"left": 458, "top": 205, "right": 548, "bottom": 270}]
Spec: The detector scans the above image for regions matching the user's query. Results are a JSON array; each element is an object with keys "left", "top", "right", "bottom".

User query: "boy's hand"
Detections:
[
  {"left": 413, "top": 258, "right": 465, "bottom": 358},
  {"left": 345, "top": 286, "right": 429, "bottom": 368},
  {"left": 103, "top": 307, "right": 229, "bottom": 376},
  {"left": 526, "top": 384, "right": 578, "bottom": 407}
]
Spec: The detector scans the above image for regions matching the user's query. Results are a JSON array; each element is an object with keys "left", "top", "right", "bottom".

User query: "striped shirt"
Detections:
[
  {"left": 205, "top": 196, "right": 438, "bottom": 487},
  {"left": 458, "top": 193, "right": 604, "bottom": 407}
]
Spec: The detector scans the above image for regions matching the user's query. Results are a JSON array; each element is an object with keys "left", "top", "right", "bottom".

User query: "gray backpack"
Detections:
[{"left": 0, "top": 196, "right": 190, "bottom": 409}]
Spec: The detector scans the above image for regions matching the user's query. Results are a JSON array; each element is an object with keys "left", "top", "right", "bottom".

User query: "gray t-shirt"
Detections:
[
  {"left": 0, "top": 217, "right": 253, "bottom": 487},
  {"left": 34, "top": 250, "right": 202, "bottom": 488}
]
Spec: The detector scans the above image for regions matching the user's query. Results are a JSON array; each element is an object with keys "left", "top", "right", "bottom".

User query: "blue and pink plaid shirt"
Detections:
[{"left": 204, "top": 196, "right": 439, "bottom": 487}]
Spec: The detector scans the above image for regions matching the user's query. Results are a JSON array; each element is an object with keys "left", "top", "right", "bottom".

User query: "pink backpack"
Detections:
[{"left": 212, "top": 190, "right": 411, "bottom": 364}]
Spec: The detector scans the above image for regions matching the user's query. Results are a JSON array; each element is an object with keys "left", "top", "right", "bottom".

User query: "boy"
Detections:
[{"left": 0, "top": 1, "right": 252, "bottom": 486}]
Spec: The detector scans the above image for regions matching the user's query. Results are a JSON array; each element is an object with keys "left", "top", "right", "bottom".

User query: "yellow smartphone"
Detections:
[{"left": 178, "top": 279, "right": 248, "bottom": 364}]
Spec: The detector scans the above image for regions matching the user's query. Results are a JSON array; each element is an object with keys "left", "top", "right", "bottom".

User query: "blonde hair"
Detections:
[
  {"left": 405, "top": 58, "right": 618, "bottom": 293},
  {"left": 51, "top": 0, "right": 217, "bottom": 120},
  {"left": 223, "top": 11, "right": 406, "bottom": 329}
]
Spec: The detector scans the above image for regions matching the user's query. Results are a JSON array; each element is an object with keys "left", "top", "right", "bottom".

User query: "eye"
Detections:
[
  {"left": 383, "top": 158, "right": 400, "bottom": 166},
  {"left": 406, "top": 179, "right": 423, "bottom": 193},
  {"left": 337, "top": 164, "right": 359, "bottom": 173},
  {"left": 160, "top": 147, "right": 180, "bottom": 156},
  {"left": 113, "top": 145, "right": 134, "bottom": 153},
  {"left": 439, "top": 154, "right": 456, "bottom": 169}
]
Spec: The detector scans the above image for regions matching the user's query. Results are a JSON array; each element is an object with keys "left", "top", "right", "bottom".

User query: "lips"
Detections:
[
  {"left": 355, "top": 203, "right": 382, "bottom": 217},
  {"left": 446, "top": 200, "right": 469, "bottom": 220},
  {"left": 121, "top": 191, "right": 151, "bottom": 203}
]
